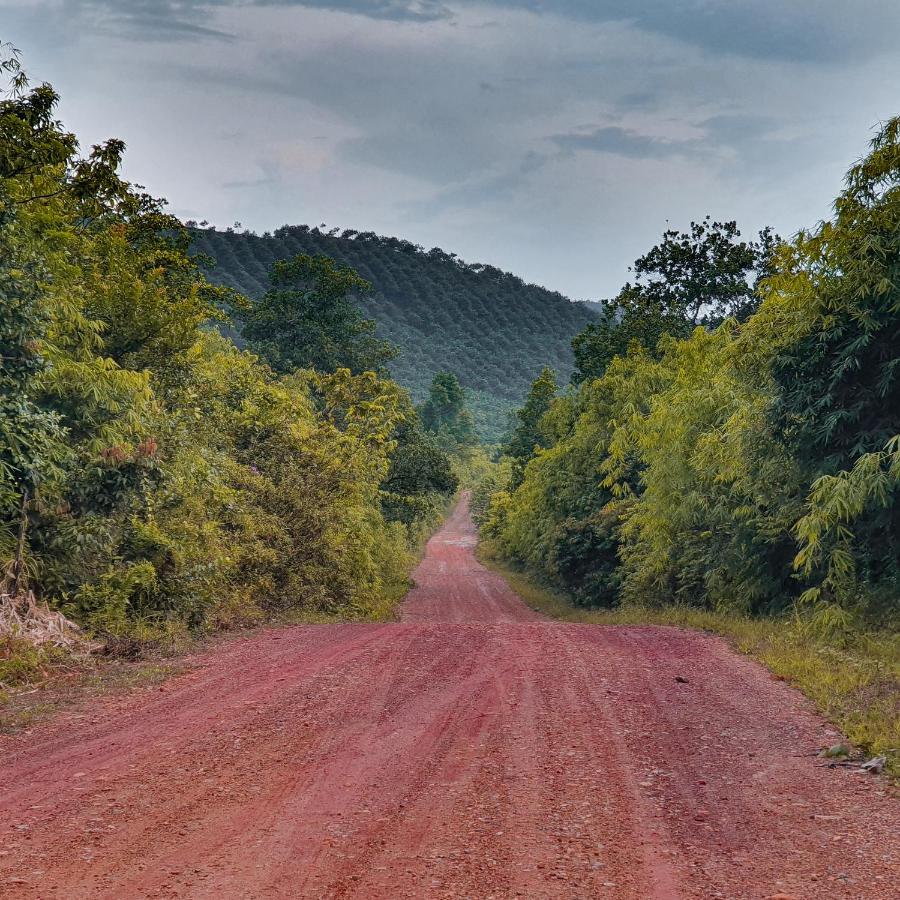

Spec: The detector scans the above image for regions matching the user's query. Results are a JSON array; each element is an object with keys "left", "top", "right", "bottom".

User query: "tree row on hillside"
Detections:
[
  {"left": 482, "top": 119, "right": 900, "bottom": 630},
  {"left": 190, "top": 219, "right": 598, "bottom": 441}
]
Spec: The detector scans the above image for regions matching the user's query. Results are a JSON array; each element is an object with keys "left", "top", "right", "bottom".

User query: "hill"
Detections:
[{"left": 190, "top": 226, "right": 597, "bottom": 439}]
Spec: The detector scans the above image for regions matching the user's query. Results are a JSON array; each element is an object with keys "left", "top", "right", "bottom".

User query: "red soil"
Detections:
[{"left": 1, "top": 495, "right": 897, "bottom": 899}]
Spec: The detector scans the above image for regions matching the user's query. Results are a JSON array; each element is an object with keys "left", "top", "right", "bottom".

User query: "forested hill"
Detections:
[{"left": 191, "top": 226, "right": 597, "bottom": 439}]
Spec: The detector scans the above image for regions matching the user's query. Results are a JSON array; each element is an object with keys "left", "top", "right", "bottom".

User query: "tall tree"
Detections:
[
  {"left": 573, "top": 218, "right": 776, "bottom": 383},
  {"left": 0, "top": 199, "right": 67, "bottom": 527},
  {"left": 0, "top": 44, "right": 451, "bottom": 647},
  {"left": 240, "top": 254, "right": 397, "bottom": 376},
  {"left": 772, "top": 119, "right": 900, "bottom": 470},
  {"left": 380, "top": 401, "right": 458, "bottom": 525},
  {"left": 419, "top": 372, "right": 477, "bottom": 448},
  {"left": 502, "top": 367, "right": 558, "bottom": 488}
]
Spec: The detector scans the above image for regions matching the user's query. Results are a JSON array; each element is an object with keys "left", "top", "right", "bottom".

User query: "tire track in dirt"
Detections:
[
  {"left": 569, "top": 626, "right": 899, "bottom": 898},
  {"left": 0, "top": 494, "right": 897, "bottom": 898}
]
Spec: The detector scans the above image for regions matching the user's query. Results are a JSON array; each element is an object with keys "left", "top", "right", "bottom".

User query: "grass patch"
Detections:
[
  {"left": 0, "top": 652, "right": 185, "bottom": 734},
  {"left": 481, "top": 550, "right": 900, "bottom": 780},
  {"left": 0, "top": 636, "right": 73, "bottom": 689}
]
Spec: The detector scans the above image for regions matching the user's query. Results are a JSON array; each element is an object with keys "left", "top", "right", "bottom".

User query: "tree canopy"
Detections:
[
  {"left": 501, "top": 366, "right": 557, "bottom": 489},
  {"left": 239, "top": 253, "right": 397, "bottom": 376},
  {"left": 572, "top": 218, "right": 777, "bottom": 383},
  {"left": 0, "top": 50, "right": 457, "bottom": 648},
  {"left": 419, "top": 372, "right": 478, "bottom": 450},
  {"left": 484, "top": 119, "right": 900, "bottom": 630},
  {"left": 191, "top": 225, "right": 597, "bottom": 441}
]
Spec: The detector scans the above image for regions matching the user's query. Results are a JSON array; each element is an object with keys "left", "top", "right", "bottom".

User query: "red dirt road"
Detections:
[{"left": 1, "top": 497, "right": 897, "bottom": 899}]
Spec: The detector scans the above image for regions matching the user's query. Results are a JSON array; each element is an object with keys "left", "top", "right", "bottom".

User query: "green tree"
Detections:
[
  {"left": 0, "top": 47, "right": 146, "bottom": 573},
  {"left": 772, "top": 121, "right": 900, "bottom": 471},
  {"left": 483, "top": 119, "right": 899, "bottom": 630},
  {"left": 773, "top": 117, "right": 900, "bottom": 618},
  {"left": 0, "top": 46, "right": 432, "bottom": 650},
  {"left": 191, "top": 224, "right": 598, "bottom": 443},
  {"left": 419, "top": 372, "right": 477, "bottom": 448},
  {"left": 240, "top": 254, "right": 397, "bottom": 376},
  {"left": 502, "top": 366, "right": 557, "bottom": 488},
  {"left": 572, "top": 218, "right": 776, "bottom": 383},
  {"left": 381, "top": 401, "right": 458, "bottom": 526},
  {"left": 0, "top": 199, "right": 67, "bottom": 530}
]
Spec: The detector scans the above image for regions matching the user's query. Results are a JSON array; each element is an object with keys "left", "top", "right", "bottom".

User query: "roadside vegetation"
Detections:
[
  {"left": 0, "top": 48, "right": 469, "bottom": 691},
  {"left": 477, "top": 118, "right": 900, "bottom": 775}
]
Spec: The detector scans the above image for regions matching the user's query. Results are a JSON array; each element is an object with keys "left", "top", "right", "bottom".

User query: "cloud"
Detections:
[
  {"left": 699, "top": 114, "right": 778, "bottom": 144},
  {"left": 14, "top": 0, "right": 900, "bottom": 63},
  {"left": 483, "top": 1, "right": 900, "bottom": 63},
  {"left": 61, "top": 0, "right": 452, "bottom": 42},
  {"left": 257, "top": 0, "right": 452, "bottom": 22},
  {"left": 551, "top": 125, "right": 694, "bottom": 159},
  {"left": 4, "top": 0, "right": 899, "bottom": 301},
  {"left": 411, "top": 150, "right": 550, "bottom": 216},
  {"left": 221, "top": 172, "right": 280, "bottom": 189},
  {"left": 205, "top": 18, "right": 568, "bottom": 186},
  {"left": 60, "top": 1, "right": 229, "bottom": 42},
  {"left": 549, "top": 115, "right": 824, "bottom": 185}
]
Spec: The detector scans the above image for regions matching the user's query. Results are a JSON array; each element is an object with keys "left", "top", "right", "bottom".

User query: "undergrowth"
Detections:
[
  {"left": 0, "top": 494, "right": 456, "bottom": 712},
  {"left": 0, "top": 636, "right": 71, "bottom": 689}
]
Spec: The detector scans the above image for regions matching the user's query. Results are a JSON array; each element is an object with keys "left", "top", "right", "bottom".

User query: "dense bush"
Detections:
[
  {"left": 0, "top": 56, "right": 456, "bottom": 647},
  {"left": 484, "top": 119, "right": 900, "bottom": 631},
  {"left": 419, "top": 372, "right": 478, "bottom": 451}
]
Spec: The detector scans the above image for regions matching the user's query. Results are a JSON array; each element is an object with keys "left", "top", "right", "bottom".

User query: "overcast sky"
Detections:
[{"left": 2, "top": 1, "right": 898, "bottom": 299}]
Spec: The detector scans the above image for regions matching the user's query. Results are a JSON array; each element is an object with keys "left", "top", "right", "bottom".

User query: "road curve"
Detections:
[{"left": 0, "top": 495, "right": 897, "bottom": 899}]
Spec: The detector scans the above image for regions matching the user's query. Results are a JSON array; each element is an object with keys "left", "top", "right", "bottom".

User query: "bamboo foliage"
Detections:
[{"left": 485, "top": 118, "right": 900, "bottom": 628}]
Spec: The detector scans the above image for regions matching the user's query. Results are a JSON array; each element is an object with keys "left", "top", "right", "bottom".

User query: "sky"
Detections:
[{"left": 1, "top": 1, "right": 898, "bottom": 300}]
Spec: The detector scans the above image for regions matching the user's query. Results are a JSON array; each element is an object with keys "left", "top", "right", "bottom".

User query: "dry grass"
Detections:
[
  {"left": 0, "top": 656, "right": 183, "bottom": 734},
  {"left": 0, "top": 590, "right": 99, "bottom": 654},
  {"left": 0, "top": 589, "right": 101, "bottom": 702}
]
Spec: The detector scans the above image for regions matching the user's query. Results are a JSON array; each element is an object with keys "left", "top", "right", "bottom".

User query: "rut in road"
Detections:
[{"left": 1, "top": 495, "right": 897, "bottom": 899}]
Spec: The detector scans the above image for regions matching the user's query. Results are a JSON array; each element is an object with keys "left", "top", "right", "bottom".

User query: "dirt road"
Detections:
[{"left": 1, "top": 496, "right": 897, "bottom": 899}]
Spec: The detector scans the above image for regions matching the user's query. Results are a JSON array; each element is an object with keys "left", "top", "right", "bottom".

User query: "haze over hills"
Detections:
[{"left": 191, "top": 225, "right": 598, "bottom": 439}]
